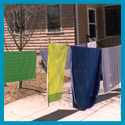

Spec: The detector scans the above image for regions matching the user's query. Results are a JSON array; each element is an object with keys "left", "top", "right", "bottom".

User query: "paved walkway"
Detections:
[{"left": 4, "top": 80, "right": 121, "bottom": 121}]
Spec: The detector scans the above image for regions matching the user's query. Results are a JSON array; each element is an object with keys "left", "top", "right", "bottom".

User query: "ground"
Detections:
[{"left": 4, "top": 73, "right": 71, "bottom": 105}]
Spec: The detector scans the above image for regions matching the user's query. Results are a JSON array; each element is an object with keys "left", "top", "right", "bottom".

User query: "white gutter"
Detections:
[{"left": 75, "top": 4, "right": 79, "bottom": 45}]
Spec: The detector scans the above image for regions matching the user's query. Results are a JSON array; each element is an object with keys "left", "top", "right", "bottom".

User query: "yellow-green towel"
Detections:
[{"left": 47, "top": 42, "right": 68, "bottom": 106}]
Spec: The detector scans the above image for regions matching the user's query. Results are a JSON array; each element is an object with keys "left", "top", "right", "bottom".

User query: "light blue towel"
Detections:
[
  {"left": 40, "top": 49, "right": 48, "bottom": 66},
  {"left": 102, "top": 45, "right": 121, "bottom": 92}
]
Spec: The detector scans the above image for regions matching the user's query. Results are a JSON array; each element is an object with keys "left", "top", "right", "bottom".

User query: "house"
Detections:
[
  {"left": 4, "top": 4, "right": 76, "bottom": 52},
  {"left": 4, "top": 4, "right": 121, "bottom": 71},
  {"left": 75, "top": 4, "right": 121, "bottom": 47}
]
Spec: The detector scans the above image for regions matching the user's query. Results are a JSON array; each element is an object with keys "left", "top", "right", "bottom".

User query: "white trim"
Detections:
[
  {"left": 60, "top": 4, "right": 62, "bottom": 32},
  {"left": 103, "top": 6, "right": 106, "bottom": 37},
  {"left": 87, "top": 7, "right": 97, "bottom": 42},
  {"left": 75, "top": 4, "right": 79, "bottom": 45},
  {"left": 46, "top": 4, "right": 62, "bottom": 33},
  {"left": 45, "top": 5, "right": 47, "bottom": 33},
  {"left": 14, "top": 10, "right": 16, "bottom": 34}
]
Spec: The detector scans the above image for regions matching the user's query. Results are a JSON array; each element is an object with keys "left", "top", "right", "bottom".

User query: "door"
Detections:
[{"left": 87, "top": 8, "right": 97, "bottom": 42}]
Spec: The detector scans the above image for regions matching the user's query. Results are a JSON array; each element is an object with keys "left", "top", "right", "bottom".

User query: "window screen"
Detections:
[
  {"left": 47, "top": 5, "right": 60, "bottom": 32},
  {"left": 105, "top": 5, "right": 121, "bottom": 36},
  {"left": 15, "top": 10, "right": 25, "bottom": 34},
  {"left": 89, "top": 10, "right": 95, "bottom": 23}
]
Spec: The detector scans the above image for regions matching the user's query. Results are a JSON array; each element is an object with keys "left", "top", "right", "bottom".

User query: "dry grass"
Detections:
[{"left": 4, "top": 73, "right": 71, "bottom": 105}]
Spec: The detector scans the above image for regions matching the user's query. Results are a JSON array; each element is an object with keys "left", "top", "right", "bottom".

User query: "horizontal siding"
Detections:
[{"left": 4, "top": 4, "right": 75, "bottom": 53}]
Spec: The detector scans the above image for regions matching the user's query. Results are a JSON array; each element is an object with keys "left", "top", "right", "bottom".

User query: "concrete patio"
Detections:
[{"left": 4, "top": 80, "right": 121, "bottom": 121}]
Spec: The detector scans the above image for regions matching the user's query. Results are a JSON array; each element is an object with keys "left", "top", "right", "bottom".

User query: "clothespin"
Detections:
[{"left": 66, "top": 41, "right": 68, "bottom": 46}]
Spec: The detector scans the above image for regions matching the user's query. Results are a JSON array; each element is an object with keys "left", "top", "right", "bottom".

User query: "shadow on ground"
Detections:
[
  {"left": 21, "top": 88, "right": 42, "bottom": 93},
  {"left": 33, "top": 110, "right": 78, "bottom": 121},
  {"left": 112, "top": 88, "right": 121, "bottom": 92},
  {"left": 96, "top": 92, "right": 120, "bottom": 103},
  {"left": 33, "top": 92, "right": 121, "bottom": 121}
]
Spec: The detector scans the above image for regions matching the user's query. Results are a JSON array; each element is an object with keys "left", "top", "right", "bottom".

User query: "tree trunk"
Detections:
[{"left": 18, "top": 4, "right": 23, "bottom": 89}]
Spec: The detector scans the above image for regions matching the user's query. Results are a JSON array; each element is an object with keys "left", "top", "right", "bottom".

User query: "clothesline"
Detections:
[
  {"left": 46, "top": 42, "right": 121, "bottom": 110},
  {"left": 42, "top": 35, "right": 120, "bottom": 49},
  {"left": 40, "top": 43, "right": 121, "bottom": 95},
  {"left": 4, "top": 42, "right": 121, "bottom": 110},
  {"left": 87, "top": 34, "right": 121, "bottom": 48}
]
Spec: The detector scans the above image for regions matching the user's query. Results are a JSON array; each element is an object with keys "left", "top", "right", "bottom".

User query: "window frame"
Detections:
[
  {"left": 46, "top": 4, "right": 62, "bottom": 34},
  {"left": 87, "top": 7, "right": 97, "bottom": 42},
  {"left": 14, "top": 9, "right": 26, "bottom": 35}
]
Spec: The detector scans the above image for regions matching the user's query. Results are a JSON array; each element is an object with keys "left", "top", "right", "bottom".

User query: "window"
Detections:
[
  {"left": 47, "top": 5, "right": 61, "bottom": 32},
  {"left": 14, "top": 10, "right": 25, "bottom": 34},
  {"left": 87, "top": 8, "right": 97, "bottom": 42},
  {"left": 105, "top": 5, "right": 121, "bottom": 36}
]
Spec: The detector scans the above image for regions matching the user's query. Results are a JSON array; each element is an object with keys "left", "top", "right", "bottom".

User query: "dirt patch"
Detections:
[{"left": 4, "top": 73, "right": 71, "bottom": 105}]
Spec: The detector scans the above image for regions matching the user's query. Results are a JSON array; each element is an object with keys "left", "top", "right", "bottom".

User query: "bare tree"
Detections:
[
  {"left": 4, "top": 4, "right": 75, "bottom": 88},
  {"left": 4, "top": 4, "right": 46, "bottom": 88}
]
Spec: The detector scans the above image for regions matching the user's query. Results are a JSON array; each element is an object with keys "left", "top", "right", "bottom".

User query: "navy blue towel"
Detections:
[{"left": 70, "top": 46, "right": 101, "bottom": 110}]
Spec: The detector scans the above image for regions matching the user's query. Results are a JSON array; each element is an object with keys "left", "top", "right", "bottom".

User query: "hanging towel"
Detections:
[
  {"left": 87, "top": 41, "right": 97, "bottom": 48},
  {"left": 40, "top": 48, "right": 70, "bottom": 69},
  {"left": 77, "top": 43, "right": 86, "bottom": 47},
  {"left": 4, "top": 51, "right": 36, "bottom": 84},
  {"left": 65, "top": 44, "right": 86, "bottom": 69},
  {"left": 65, "top": 47, "right": 71, "bottom": 69},
  {"left": 47, "top": 42, "right": 68, "bottom": 106},
  {"left": 102, "top": 45, "right": 121, "bottom": 92},
  {"left": 40, "top": 49, "right": 48, "bottom": 66},
  {"left": 40, "top": 43, "right": 86, "bottom": 70},
  {"left": 70, "top": 46, "right": 101, "bottom": 110}
]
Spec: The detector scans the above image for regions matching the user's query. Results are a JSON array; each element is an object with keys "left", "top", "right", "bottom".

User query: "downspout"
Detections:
[{"left": 75, "top": 4, "right": 79, "bottom": 45}]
